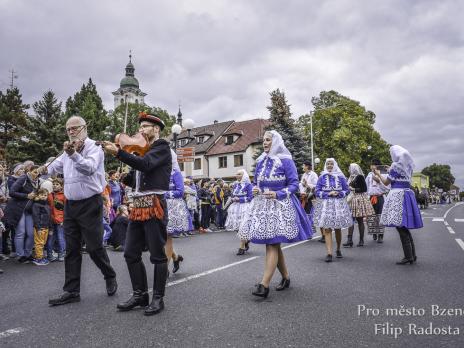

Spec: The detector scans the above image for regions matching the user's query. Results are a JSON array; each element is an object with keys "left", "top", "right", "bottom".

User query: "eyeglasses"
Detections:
[
  {"left": 66, "top": 125, "right": 85, "bottom": 133},
  {"left": 139, "top": 124, "right": 154, "bottom": 130}
]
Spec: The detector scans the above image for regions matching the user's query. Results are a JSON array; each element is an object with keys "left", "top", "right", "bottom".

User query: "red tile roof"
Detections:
[{"left": 206, "top": 119, "right": 270, "bottom": 156}]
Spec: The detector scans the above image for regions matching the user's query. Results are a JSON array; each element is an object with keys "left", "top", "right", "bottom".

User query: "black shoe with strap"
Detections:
[
  {"left": 117, "top": 291, "right": 149, "bottom": 311},
  {"left": 236, "top": 248, "right": 245, "bottom": 255},
  {"left": 244, "top": 241, "right": 250, "bottom": 251},
  {"left": 325, "top": 254, "right": 333, "bottom": 262},
  {"left": 106, "top": 277, "right": 118, "bottom": 296},
  {"left": 252, "top": 284, "right": 269, "bottom": 298},
  {"left": 396, "top": 258, "right": 414, "bottom": 265},
  {"left": 172, "top": 255, "right": 184, "bottom": 274},
  {"left": 343, "top": 235, "right": 353, "bottom": 248},
  {"left": 336, "top": 250, "right": 343, "bottom": 258},
  {"left": 49, "top": 292, "right": 80, "bottom": 306},
  {"left": 275, "top": 278, "right": 290, "bottom": 291}
]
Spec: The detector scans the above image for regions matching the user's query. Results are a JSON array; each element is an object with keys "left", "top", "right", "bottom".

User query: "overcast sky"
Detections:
[{"left": 1, "top": 0, "right": 463, "bottom": 187}]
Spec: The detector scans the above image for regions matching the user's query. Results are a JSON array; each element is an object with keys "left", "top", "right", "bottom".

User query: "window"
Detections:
[
  {"left": 219, "top": 156, "right": 227, "bottom": 168},
  {"left": 225, "top": 135, "right": 234, "bottom": 145},
  {"left": 194, "top": 158, "right": 202, "bottom": 170},
  {"left": 197, "top": 136, "right": 204, "bottom": 144},
  {"left": 179, "top": 162, "right": 184, "bottom": 171},
  {"left": 234, "top": 154, "right": 243, "bottom": 167}
]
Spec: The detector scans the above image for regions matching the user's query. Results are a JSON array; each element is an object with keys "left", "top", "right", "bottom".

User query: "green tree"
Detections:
[
  {"left": 65, "top": 78, "right": 110, "bottom": 140},
  {"left": 0, "top": 87, "right": 30, "bottom": 164},
  {"left": 255, "top": 89, "right": 309, "bottom": 174},
  {"left": 421, "top": 163, "right": 455, "bottom": 192},
  {"left": 18, "top": 91, "right": 67, "bottom": 163},
  {"left": 298, "top": 90, "right": 390, "bottom": 174}
]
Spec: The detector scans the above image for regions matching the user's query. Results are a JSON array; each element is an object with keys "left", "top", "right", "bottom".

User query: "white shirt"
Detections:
[
  {"left": 366, "top": 172, "right": 389, "bottom": 196},
  {"left": 299, "top": 171, "right": 318, "bottom": 193},
  {"left": 47, "top": 138, "right": 107, "bottom": 200}
]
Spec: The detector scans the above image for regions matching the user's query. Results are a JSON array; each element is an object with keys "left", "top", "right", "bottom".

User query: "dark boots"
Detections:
[
  {"left": 117, "top": 290, "right": 149, "bottom": 311},
  {"left": 396, "top": 227, "right": 415, "bottom": 264},
  {"left": 357, "top": 229, "right": 364, "bottom": 247},
  {"left": 343, "top": 234, "right": 353, "bottom": 248},
  {"left": 144, "top": 263, "right": 168, "bottom": 316},
  {"left": 117, "top": 262, "right": 149, "bottom": 311}
]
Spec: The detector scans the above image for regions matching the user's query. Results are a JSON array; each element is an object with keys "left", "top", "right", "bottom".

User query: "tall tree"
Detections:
[
  {"left": 18, "top": 91, "right": 66, "bottom": 163},
  {"left": 421, "top": 163, "right": 455, "bottom": 192},
  {"left": 298, "top": 90, "right": 390, "bottom": 174},
  {"left": 256, "top": 89, "right": 309, "bottom": 174},
  {"left": 0, "top": 87, "right": 30, "bottom": 164},
  {"left": 65, "top": 78, "right": 110, "bottom": 140}
]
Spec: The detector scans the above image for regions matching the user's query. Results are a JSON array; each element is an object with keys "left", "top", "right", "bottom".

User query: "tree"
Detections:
[
  {"left": 65, "top": 78, "right": 111, "bottom": 141},
  {"left": 17, "top": 91, "right": 67, "bottom": 163},
  {"left": 298, "top": 90, "right": 390, "bottom": 175},
  {"left": 0, "top": 87, "right": 30, "bottom": 164},
  {"left": 256, "top": 89, "right": 309, "bottom": 174},
  {"left": 421, "top": 163, "right": 455, "bottom": 192}
]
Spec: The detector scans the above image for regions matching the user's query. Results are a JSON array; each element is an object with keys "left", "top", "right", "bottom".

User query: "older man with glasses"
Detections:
[{"left": 40, "top": 115, "right": 117, "bottom": 306}]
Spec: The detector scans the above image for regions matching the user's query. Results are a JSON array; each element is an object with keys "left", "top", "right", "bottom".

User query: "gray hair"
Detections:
[{"left": 67, "top": 115, "right": 86, "bottom": 125}]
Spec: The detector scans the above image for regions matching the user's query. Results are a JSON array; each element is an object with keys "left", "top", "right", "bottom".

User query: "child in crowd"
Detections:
[
  {"left": 47, "top": 178, "right": 66, "bottom": 262},
  {"left": 109, "top": 205, "right": 129, "bottom": 251},
  {"left": 102, "top": 195, "right": 113, "bottom": 246},
  {"left": 32, "top": 188, "right": 51, "bottom": 266}
]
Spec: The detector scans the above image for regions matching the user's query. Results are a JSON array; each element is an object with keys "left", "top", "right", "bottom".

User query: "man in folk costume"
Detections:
[{"left": 102, "top": 112, "right": 172, "bottom": 315}]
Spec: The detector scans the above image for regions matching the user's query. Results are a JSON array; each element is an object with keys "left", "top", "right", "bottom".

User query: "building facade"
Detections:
[{"left": 112, "top": 54, "right": 147, "bottom": 109}]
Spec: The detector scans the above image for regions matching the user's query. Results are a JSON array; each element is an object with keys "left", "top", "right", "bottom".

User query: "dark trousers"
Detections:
[
  {"left": 200, "top": 205, "right": 211, "bottom": 228},
  {"left": 124, "top": 202, "right": 168, "bottom": 293},
  {"left": 215, "top": 205, "right": 225, "bottom": 228},
  {"left": 63, "top": 194, "right": 116, "bottom": 293},
  {"left": 396, "top": 226, "right": 416, "bottom": 260}
]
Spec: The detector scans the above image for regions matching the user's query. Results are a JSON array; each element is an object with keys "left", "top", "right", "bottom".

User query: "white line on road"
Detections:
[
  {"left": 455, "top": 219, "right": 464, "bottom": 222},
  {"left": 447, "top": 226, "right": 455, "bottom": 234},
  {"left": 0, "top": 327, "right": 26, "bottom": 339},
  {"left": 444, "top": 221, "right": 449, "bottom": 226},
  {"left": 444, "top": 203, "right": 463, "bottom": 219},
  {"left": 455, "top": 239, "right": 464, "bottom": 251},
  {"left": 432, "top": 218, "right": 444, "bottom": 222}
]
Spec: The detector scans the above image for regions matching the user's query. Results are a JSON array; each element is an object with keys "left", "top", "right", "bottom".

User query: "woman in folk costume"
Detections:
[
  {"left": 238, "top": 131, "right": 313, "bottom": 298},
  {"left": 366, "top": 159, "right": 389, "bottom": 243},
  {"left": 313, "top": 158, "right": 353, "bottom": 262},
  {"left": 375, "top": 145, "right": 423, "bottom": 264},
  {"left": 225, "top": 169, "right": 253, "bottom": 255},
  {"left": 165, "top": 150, "right": 193, "bottom": 273},
  {"left": 343, "top": 163, "right": 375, "bottom": 247}
]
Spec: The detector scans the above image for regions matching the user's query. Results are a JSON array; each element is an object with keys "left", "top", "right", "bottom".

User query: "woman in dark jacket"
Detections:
[
  {"left": 4, "top": 166, "right": 40, "bottom": 263},
  {"left": 198, "top": 182, "right": 213, "bottom": 233}
]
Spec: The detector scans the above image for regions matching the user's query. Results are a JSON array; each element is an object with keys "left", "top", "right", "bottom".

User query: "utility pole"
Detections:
[{"left": 9, "top": 69, "right": 18, "bottom": 89}]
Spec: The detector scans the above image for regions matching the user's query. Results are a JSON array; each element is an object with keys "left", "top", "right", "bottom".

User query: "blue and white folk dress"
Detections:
[
  {"left": 165, "top": 170, "right": 193, "bottom": 235},
  {"left": 380, "top": 168, "right": 423, "bottom": 229},
  {"left": 225, "top": 181, "right": 253, "bottom": 231},
  {"left": 312, "top": 173, "right": 353, "bottom": 229},
  {"left": 238, "top": 157, "right": 313, "bottom": 244}
]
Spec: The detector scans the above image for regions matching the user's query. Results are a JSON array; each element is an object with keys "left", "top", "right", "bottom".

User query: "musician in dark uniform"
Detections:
[{"left": 102, "top": 112, "right": 172, "bottom": 316}]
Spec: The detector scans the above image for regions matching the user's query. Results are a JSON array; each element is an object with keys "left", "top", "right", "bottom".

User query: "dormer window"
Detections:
[
  {"left": 225, "top": 135, "right": 234, "bottom": 145},
  {"left": 197, "top": 136, "right": 205, "bottom": 144}
]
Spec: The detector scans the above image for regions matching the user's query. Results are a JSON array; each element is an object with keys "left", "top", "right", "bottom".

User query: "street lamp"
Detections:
[
  {"left": 310, "top": 111, "right": 314, "bottom": 167},
  {"left": 183, "top": 118, "right": 195, "bottom": 139},
  {"left": 171, "top": 123, "right": 182, "bottom": 152}
]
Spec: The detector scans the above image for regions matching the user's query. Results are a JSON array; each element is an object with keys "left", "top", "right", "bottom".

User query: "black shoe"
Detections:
[
  {"left": 106, "top": 278, "right": 118, "bottom": 296},
  {"left": 336, "top": 250, "right": 343, "bottom": 258},
  {"left": 357, "top": 240, "right": 364, "bottom": 247},
  {"left": 172, "top": 255, "right": 184, "bottom": 274},
  {"left": 413, "top": 256, "right": 417, "bottom": 262},
  {"left": 275, "top": 278, "right": 290, "bottom": 291},
  {"left": 373, "top": 234, "right": 377, "bottom": 241},
  {"left": 325, "top": 254, "right": 333, "bottom": 263},
  {"left": 318, "top": 237, "right": 326, "bottom": 243},
  {"left": 117, "top": 291, "right": 149, "bottom": 311},
  {"left": 18, "top": 256, "right": 30, "bottom": 264},
  {"left": 244, "top": 241, "right": 250, "bottom": 251},
  {"left": 236, "top": 248, "right": 245, "bottom": 255},
  {"left": 252, "top": 284, "right": 269, "bottom": 298},
  {"left": 396, "top": 258, "right": 414, "bottom": 265},
  {"left": 144, "top": 296, "right": 164, "bottom": 316},
  {"left": 377, "top": 237, "right": 383, "bottom": 244},
  {"left": 49, "top": 292, "right": 80, "bottom": 306}
]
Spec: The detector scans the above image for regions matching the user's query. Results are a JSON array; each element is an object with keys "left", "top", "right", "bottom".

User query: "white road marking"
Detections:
[
  {"left": 432, "top": 218, "right": 444, "bottom": 222},
  {"left": 447, "top": 226, "right": 455, "bottom": 234},
  {"left": 444, "top": 221, "right": 449, "bottom": 226},
  {"left": 444, "top": 203, "right": 463, "bottom": 219},
  {"left": 455, "top": 219, "right": 464, "bottom": 222},
  {"left": 0, "top": 327, "right": 26, "bottom": 339},
  {"left": 456, "top": 239, "right": 464, "bottom": 251}
]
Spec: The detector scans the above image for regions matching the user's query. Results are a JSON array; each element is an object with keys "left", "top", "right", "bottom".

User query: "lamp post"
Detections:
[
  {"left": 123, "top": 94, "right": 129, "bottom": 134},
  {"left": 310, "top": 111, "right": 314, "bottom": 167},
  {"left": 171, "top": 123, "right": 182, "bottom": 153},
  {"left": 183, "top": 118, "right": 195, "bottom": 139}
]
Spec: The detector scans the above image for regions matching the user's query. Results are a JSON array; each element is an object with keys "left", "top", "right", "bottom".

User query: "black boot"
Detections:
[
  {"left": 145, "top": 263, "right": 168, "bottom": 316},
  {"left": 117, "top": 290, "right": 149, "bottom": 311},
  {"left": 172, "top": 255, "right": 183, "bottom": 273},
  {"left": 373, "top": 234, "right": 377, "bottom": 241},
  {"left": 357, "top": 225, "right": 365, "bottom": 247},
  {"left": 343, "top": 235, "right": 353, "bottom": 248},
  {"left": 318, "top": 236, "right": 326, "bottom": 243},
  {"left": 410, "top": 235, "right": 417, "bottom": 262},
  {"left": 127, "top": 262, "right": 148, "bottom": 295},
  {"left": 377, "top": 234, "right": 384, "bottom": 243}
]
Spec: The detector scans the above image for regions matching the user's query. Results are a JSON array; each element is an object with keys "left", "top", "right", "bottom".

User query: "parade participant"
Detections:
[
  {"left": 366, "top": 159, "right": 389, "bottom": 243},
  {"left": 375, "top": 145, "right": 423, "bottom": 264},
  {"left": 45, "top": 116, "right": 117, "bottom": 306},
  {"left": 102, "top": 112, "right": 171, "bottom": 315},
  {"left": 165, "top": 149, "right": 192, "bottom": 273},
  {"left": 343, "top": 163, "right": 375, "bottom": 247},
  {"left": 299, "top": 160, "right": 322, "bottom": 242},
  {"left": 238, "top": 131, "right": 313, "bottom": 298},
  {"left": 313, "top": 158, "right": 353, "bottom": 262},
  {"left": 225, "top": 169, "right": 253, "bottom": 255}
]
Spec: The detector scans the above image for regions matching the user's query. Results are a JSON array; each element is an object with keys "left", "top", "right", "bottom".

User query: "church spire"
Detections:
[
  {"left": 125, "top": 50, "right": 135, "bottom": 77},
  {"left": 177, "top": 103, "right": 183, "bottom": 127}
]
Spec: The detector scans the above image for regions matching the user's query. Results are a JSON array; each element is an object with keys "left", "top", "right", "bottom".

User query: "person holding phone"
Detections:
[{"left": 366, "top": 159, "right": 389, "bottom": 243}]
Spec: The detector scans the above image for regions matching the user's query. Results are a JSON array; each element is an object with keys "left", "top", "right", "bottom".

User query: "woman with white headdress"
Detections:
[
  {"left": 164, "top": 150, "right": 193, "bottom": 274},
  {"left": 225, "top": 169, "right": 253, "bottom": 255},
  {"left": 374, "top": 145, "right": 423, "bottom": 264},
  {"left": 238, "top": 131, "right": 313, "bottom": 298},
  {"left": 313, "top": 158, "right": 353, "bottom": 262},
  {"left": 342, "top": 163, "right": 375, "bottom": 247}
]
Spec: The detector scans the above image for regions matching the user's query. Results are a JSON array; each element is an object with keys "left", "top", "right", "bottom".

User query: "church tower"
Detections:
[{"left": 112, "top": 53, "right": 147, "bottom": 109}]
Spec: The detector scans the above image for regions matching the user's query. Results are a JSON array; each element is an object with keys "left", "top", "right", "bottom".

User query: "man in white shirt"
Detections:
[
  {"left": 299, "top": 161, "right": 321, "bottom": 241},
  {"left": 43, "top": 116, "right": 117, "bottom": 306}
]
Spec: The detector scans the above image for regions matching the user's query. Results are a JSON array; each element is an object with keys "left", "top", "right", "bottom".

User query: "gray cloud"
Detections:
[{"left": 1, "top": 0, "right": 463, "bottom": 186}]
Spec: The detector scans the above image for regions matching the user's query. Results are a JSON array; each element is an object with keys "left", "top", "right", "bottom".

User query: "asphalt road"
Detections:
[{"left": 1, "top": 202, "right": 464, "bottom": 348}]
